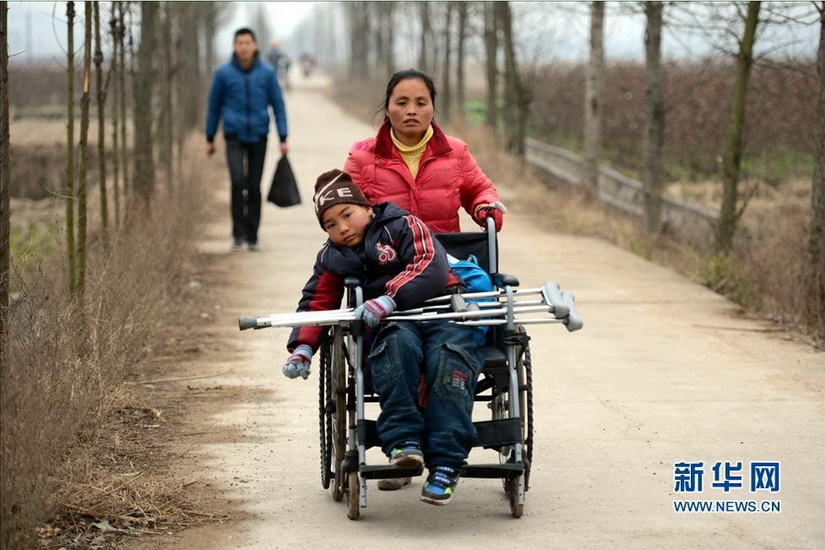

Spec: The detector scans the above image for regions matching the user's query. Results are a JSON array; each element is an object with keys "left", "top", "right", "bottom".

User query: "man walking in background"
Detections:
[{"left": 206, "top": 27, "right": 288, "bottom": 251}]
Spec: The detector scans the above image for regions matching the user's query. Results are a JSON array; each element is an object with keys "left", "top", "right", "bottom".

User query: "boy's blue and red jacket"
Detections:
[
  {"left": 287, "top": 202, "right": 460, "bottom": 352},
  {"left": 205, "top": 53, "right": 287, "bottom": 144}
]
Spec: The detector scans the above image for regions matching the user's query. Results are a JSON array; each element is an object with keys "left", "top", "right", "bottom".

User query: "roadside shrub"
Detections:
[{"left": 1, "top": 141, "right": 207, "bottom": 549}]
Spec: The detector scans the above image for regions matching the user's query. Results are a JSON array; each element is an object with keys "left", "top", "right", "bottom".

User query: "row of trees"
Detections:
[
  {"left": 291, "top": 1, "right": 823, "bottom": 338},
  {"left": 0, "top": 1, "right": 226, "bottom": 374}
]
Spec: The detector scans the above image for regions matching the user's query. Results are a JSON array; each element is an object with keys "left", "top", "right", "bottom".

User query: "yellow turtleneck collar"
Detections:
[{"left": 390, "top": 125, "right": 434, "bottom": 179}]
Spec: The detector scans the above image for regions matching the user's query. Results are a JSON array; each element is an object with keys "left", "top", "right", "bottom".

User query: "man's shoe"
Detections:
[
  {"left": 390, "top": 443, "right": 424, "bottom": 467},
  {"left": 232, "top": 238, "right": 244, "bottom": 251},
  {"left": 377, "top": 477, "right": 411, "bottom": 491},
  {"left": 420, "top": 466, "right": 460, "bottom": 506},
  {"left": 247, "top": 242, "right": 259, "bottom": 252}
]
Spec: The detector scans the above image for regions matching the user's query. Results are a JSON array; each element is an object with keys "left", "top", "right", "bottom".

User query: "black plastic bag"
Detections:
[{"left": 267, "top": 155, "right": 301, "bottom": 207}]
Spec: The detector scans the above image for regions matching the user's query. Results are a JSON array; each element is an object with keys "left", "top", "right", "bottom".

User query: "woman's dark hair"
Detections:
[
  {"left": 234, "top": 27, "right": 257, "bottom": 42},
  {"left": 374, "top": 69, "right": 437, "bottom": 125}
]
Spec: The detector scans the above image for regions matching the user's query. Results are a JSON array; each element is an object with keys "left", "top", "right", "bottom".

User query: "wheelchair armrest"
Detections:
[
  {"left": 344, "top": 277, "right": 361, "bottom": 289},
  {"left": 492, "top": 272, "right": 520, "bottom": 288}
]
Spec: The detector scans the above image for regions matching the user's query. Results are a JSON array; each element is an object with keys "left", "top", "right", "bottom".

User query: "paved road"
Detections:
[{"left": 144, "top": 75, "right": 824, "bottom": 549}]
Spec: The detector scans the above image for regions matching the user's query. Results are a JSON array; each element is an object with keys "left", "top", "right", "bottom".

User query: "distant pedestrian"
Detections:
[
  {"left": 267, "top": 40, "right": 292, "bottom": 91},
  {"left": 206, "top": 27, "right": 288, "bottom": 251}
]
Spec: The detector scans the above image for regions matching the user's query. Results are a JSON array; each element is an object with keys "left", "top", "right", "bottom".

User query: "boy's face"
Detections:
[{"left": 321, "top": 204, "right": 374, "bottom": 247}]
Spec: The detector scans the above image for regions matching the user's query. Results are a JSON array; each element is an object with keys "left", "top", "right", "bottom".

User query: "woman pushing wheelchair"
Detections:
[{"left": 282, "top": 169, "right": 484, "bottom": 505}]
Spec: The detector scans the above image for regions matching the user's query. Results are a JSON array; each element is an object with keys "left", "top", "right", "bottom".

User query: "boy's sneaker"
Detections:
[
  {"left": 420, "top": 466, "right": 460, "bottom": 506},
  {"left": 390, "top": 443, "right": 424, "bottom": 467},
  {"left": 232, "top": 238, "right": 244, "bottom": 251}
]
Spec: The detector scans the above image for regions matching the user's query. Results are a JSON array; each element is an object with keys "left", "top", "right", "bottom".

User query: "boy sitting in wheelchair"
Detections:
[{"left": 282, "top": 169, "right": 483, "bottom": 505}]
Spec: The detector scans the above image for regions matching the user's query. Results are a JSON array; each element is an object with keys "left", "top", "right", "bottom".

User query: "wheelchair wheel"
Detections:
[
  {"left": 330, "top": 328, "right": 349, "bottom": 501},
  {"left": 346, "top": 471, "right": 361, "bottom": 520},
  {"left": 319, "top": 343, "right": 333, "bottom": 490},
  {"left": 493, "top": 327, "right": 533, "bottom": 494},
  {"left": 319, "top": 329, "right": 349, "bottom": 502}
]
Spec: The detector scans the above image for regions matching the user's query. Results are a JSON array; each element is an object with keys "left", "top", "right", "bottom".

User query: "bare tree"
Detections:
[
  {"left": 716, "top": 1, "right": 761, "bottom": 254},
  {"left": 132, "top": 1, "right": 157, "bottom": 206},
  {"left": 643, "top": 1, "right": 665, "bottom": 233},
  {"left": 110, "top": 2, "right": 121, "bottom": 227},
  {"left": 441, "top": 2, "right": 454, "bottom": 123},
  {"left": 119, "top": 2, "right": 129, "bottom": 201},
  {"left": 66, "top": 1, "right": 77, "bottom": 293},
  {"left": 418, "top": 3, "right": 432, "bottom": 74},
  {"left": 1, "top": 0, "right": 10, "bottom": 345},
  {"left": 498, "top": 1, "right": 528, "bottom": 156},
  {"left": 159, "top": 1, "right": 173, "bottom": 192},
  {"left": 94, "top": 1, "right": 108, "bottom": 244},
  {"left": 583, "top": 1, "right": 605, "bottom": 192},
  {"left": 808, "top": 1, "right": 825, "bottom": 342},
  {"left": 347, "top": 2, "right": 369, "bottom": 79},
  {"left": 483, "top": 3, "right": 499, "bottom": 132},
  {"left": 455, "top": 1, "right": 468, "bottom": 125},
  {"left": 76, "top": 0, "right": 93, "bottom": 298}
]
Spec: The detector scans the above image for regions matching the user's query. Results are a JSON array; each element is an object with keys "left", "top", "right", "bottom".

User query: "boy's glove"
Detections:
[
  {"left": 474, "top": 202, "right": 508, "bottom": 233},
  {"left": 354, "top": 295, "right": 396, "bottom": 328},
  {"left": 283, "top": 344, "right": 314, "bottom": 380}
]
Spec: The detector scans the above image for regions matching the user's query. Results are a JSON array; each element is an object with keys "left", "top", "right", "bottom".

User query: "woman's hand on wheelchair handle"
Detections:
[
  {"left": 473, "top": 202, "right": 507, "bottom": 233},
  {"left": 354, "top": 295, "right": 396, "bottom": 328},
  {"left": 283, "top": 344, "right": 314, "bottom": 379}
]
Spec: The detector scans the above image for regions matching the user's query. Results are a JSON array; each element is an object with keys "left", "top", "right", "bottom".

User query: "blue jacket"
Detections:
[
  {"left": 205, "top": 53, "right": 287, "bottom": 144},
  {"left": 287, "top": 202, "right": 461, "bottom": 352}
]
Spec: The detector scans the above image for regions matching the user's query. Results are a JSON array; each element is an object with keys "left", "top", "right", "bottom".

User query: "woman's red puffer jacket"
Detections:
[{"left": 344, "top": 122, "right": 500, "bottom": 234}]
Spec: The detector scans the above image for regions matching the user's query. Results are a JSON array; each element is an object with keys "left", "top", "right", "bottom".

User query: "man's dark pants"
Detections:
[{"left": 225, "top": 137, "right": 267, "bottom": 245}]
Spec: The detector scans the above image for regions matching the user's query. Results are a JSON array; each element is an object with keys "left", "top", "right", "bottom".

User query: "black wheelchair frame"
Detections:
[{"left": 318, "top": 217, "right": 539, "bottom": 519}]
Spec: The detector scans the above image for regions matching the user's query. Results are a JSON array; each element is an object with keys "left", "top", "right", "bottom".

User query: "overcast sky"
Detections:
[{"left": 6, "top": 2, "right": 818, "bottom": 64}]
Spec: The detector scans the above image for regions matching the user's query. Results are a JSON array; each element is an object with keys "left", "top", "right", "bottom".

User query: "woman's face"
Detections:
[{"left": 386, "top": 78, "right": 434, "bottom": 145}]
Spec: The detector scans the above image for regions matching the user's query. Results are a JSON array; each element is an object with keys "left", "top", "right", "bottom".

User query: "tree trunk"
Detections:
[
  {"left": 441, "top": 2, "right": 454, "bottom": 124},
  {"left": 132, "top": 1, "right": 157, "bottom": 207},
  {"left": 456, "top": 1, "right": 467, "bottom": 125},
  {"left": 94, "top": 1, "right": 108, "bottom": 244},
  {"left": 807, "top": 1, "right": 825, "bottom": 342},
  {"left": 499, "top": 1, "right": 527, "bottom": 157},
  {"left": 643, "top": 1, "right": 665, "bottom": 234},
  {"left": 583, "top": 1, "right": 605, "bottom": 193},
  {"left": 66, "top": 1, "right": 77, "bottom": 293},
  {"left": 110, "top": 2, "right": 120, "bottom": 227},
  {"left": 483, "top": 3, "right": 498, "bottom": 132},
  {"left": 160, "top": 1, "right": 173, "bottom": 192},
  {"left": 418, "top": 3, "right": 431, "bottom": 74},
  {"left": 119, "top": 1, "right": 129, "bottom": 198},
  {"left": 77, "top": 0, "right": 92, "bottom": 299},
  {"left": 716, "top": 1, "right": 761, "bottom": 254},
  {"left": 347, "top": 3, "right": 369, "bottom": 79},
  {"left": 383, "top": 3, "right": 395, "bottom": 78},
  {"left": 1, "top": 0, "right": 10, "bottom": 346}
]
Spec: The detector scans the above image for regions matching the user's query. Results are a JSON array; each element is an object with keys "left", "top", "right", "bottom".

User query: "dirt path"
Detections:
[{"left": 132, "top": 75, "right": 824, "bottom": 549}]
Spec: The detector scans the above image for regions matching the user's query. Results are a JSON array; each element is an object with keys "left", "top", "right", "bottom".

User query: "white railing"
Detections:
[{"left": 526, "top": 137, "right": 718, "bottom": 248}]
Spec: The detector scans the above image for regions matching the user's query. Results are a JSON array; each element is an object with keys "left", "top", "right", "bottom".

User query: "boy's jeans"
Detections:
[
  {"left": 368, "top": 321, "right": 483, "bottom": 469},
  {"left": 225, "top": 137, "right": 267, "bottom": 245}
]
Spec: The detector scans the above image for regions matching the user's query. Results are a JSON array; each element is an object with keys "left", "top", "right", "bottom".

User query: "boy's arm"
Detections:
[
  {"left": 383, "top": 215, "right": 450, "bottom": 310},
  {"left": 287, "top": 253, "right": 344, "bottom": 352}
]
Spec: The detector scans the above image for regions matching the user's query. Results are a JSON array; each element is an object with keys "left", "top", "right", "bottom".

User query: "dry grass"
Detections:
[{"left": 1, "top": 135, "right": 217, "bottom": 549}]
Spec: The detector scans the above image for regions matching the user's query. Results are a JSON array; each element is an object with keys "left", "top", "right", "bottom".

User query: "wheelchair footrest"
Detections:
[
  {"left": 359, "top": 464, "right": 424, "bottom": 480},
  {"left": 460, "top": 463, "right": 524, "bottom": 479}
]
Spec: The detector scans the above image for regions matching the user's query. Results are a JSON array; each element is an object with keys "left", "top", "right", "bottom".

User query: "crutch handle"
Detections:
[{"left": 239, "top": 317, "right": 261, "bottom": 331}]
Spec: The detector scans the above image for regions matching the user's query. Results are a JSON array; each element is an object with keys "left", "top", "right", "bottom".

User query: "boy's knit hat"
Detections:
[{"left": 313, "top": 169, "right": 371, "bottom": 227}]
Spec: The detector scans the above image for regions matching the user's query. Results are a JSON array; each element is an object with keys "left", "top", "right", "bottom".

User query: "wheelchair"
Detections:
[{"left": 239, "top": 218, "right": 582, "bottom": 519}]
